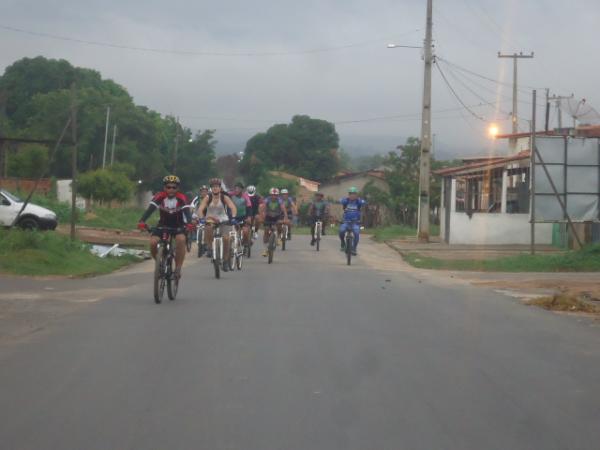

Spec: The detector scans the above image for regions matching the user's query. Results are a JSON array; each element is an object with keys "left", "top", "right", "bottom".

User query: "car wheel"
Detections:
[{"left": 18, "top": 217, "right": 40, "bottom": 230}]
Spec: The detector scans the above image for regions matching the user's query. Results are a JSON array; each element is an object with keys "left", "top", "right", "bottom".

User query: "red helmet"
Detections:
[{"left": 269, "top": 187, "right": 280, "bottom": 195}]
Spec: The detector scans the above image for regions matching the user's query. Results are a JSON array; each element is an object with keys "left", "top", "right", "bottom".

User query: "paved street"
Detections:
[{"left": 1, "top": 236, "right": 599, "bottom": 450}]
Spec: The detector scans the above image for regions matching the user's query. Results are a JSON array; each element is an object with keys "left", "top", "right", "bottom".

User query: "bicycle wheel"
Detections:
[
  {"left": 213, "top": 239, "right": 221, "bottom": 279},
  {"left": 228, "top": 247, "right": 235, "bottom": 271},
  {"left": 185, "top": 231, "right": 192, "bottom": 253},
  {"left": 167, "top": 254, "right": 178, "bottom": 300},
  {"left": 268, "top": 231, "right": 276, "bottom": 264},
  {"left": 346, "top": 234, "right": 353, "bottom": 266},
  {"left": 236, "top": 251, "right": 244, "bottom": 270},
  {"left": 153, "top": 246, "right": 166, "bottom": 303},
  {"left": 281, "top": 227, "right": 287, "bottom": 252},
  {"left": 316, "top": 224, "right": 321, "bottom": 252}
]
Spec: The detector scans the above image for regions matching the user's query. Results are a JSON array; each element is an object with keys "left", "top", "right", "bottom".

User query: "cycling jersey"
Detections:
[
  {"left": 140, "top": 191, "right": 192, "bottom": 228},
  {"left": 340, "top": 197, "right": 366, "bottom": 222},
  {"left": 249, "top": 194, "right": 262, "bottom": 216},
  {"left": 282, "top": 197, "right": 295, "bottom": 216},
  {"left": 206, "top": 194, "right": 230, "bottom": 223},
  {"left": 263, "top": 197, "right": 283, "bottom": 221},
  {"left": 310, "top": 200, "right": 328, "bottom": 218},
  {"left": 229, "top": 192, "right": 252, "bottom": 219}
]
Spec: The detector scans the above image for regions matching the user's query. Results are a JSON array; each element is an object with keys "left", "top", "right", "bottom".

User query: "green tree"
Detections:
[
  {"left": 240, "top": 115, "right": 340, "bottom": 181},
  {"left": 78, "top": 169, "right": 134, "bottom": 204},
  {"left": 7, "top": 144, "right": 49, "bottom": 178}
]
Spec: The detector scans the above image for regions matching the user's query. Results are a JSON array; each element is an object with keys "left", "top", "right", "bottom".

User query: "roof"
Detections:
[
  {"left": 268, "top": 170, "right": 320, "bottom": 186},
  {"left": 434, "top": 150, "right": 530, "bottom": 177}
]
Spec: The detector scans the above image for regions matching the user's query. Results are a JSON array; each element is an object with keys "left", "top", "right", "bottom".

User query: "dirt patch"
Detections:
[
  {"left": 56, "top": 225, "right": 147, "bottom": 247},
  {"left": 526, "top": 294, "right": 600, "bottom": 314}
]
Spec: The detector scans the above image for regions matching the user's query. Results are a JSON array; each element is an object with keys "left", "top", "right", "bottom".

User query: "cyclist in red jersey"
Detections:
[{"left": 138, "top": 175, "right": 194, "bottom": 278}]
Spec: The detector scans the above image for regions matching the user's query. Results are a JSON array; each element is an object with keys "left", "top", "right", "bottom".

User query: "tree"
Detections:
[
  {"left": 7, "top": 144, "right": 49, "bottom": 178},
  {"left": 240, "top": 115, "right": 340, "bottom": 181},
  {"left": 78, "top": 168, "right": 134, "bottom": 204},
  {"left": 174, "top": 130, "right": 217, "bottom": 191},
  {"left": 216, "top": 154, "right": 241, "bottom": 188}
]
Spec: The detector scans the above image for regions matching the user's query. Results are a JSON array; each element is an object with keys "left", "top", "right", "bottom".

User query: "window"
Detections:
[
  {"left": 456, "top": 169, "right": 503, "bottom": 214},
  {"left": 506, "top": 167, "right": 529, "bottom": 213},
  {"left": 455, "top": 179, "right": 466, "bottom": 212},
  {"left": 1, "top": 194, "right": 10, "bottom": 206}
]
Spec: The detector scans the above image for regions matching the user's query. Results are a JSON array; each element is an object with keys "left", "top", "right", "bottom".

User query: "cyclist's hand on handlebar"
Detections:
[
  {"left": 198, "top": 218, "right": 206, "bottom": 225},
  {"left": 186, "top": 223, "right": 196, "bottom": 232},
  {"left": 137, "top": 222, "right": 147, "bottom": 231}
]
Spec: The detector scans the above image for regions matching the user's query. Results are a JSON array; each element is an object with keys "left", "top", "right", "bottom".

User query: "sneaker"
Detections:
[
  {"left": 340, "top": 243, "right": 346, "bottom": 252},
  {"left": 253, "top": 232, "right": 259, "bottom": 240},
  {"left": 351, "top": 250, "right": 357, "bottom": 256},
  {"left": 262, "top": 249, "right": 268, "bottom": 257},
  {"left": 206, "top": 249, "right": 212, "bottom": 259},
  {"left": 222, "top": 261, "right": 229, "bottom": 272},
  {"left": 174, "top": 268, "right": 182, "bottom": 280},
  {"left": 310, "top": 239, "right": 315, "bottom": 246}
]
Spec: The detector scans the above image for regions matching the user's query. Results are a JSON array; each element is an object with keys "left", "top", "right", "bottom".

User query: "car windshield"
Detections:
[{"left": 1, "top": 190, "right": 22, "bottom": 203}]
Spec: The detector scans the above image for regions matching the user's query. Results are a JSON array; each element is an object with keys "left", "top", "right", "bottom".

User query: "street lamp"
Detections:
[{"left": 488, "top": 124, "right": 500, "bottom": 138}]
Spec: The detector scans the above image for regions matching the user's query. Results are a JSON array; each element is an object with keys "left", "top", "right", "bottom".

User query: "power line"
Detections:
[
  {"left": 434, "top": 61, "right": 486, "bottom": 121},
  {"left": 0, "top": 23, "right": 420, "bottom": 57}
]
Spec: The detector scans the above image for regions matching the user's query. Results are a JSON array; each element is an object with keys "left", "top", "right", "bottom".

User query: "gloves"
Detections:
[
  {"left": 186, "top": 223, "right": 196, "bottom": 232},
  {"left": 137, "top": 222, "right": 147, "bottom": 231},
  {"left": 230, "top": 218, "right": 238, "bottom": 226}
]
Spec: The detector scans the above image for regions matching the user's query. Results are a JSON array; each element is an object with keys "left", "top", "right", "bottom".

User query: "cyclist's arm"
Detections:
[
  {"left": 139, "top": 203, "right": 157, "bottom": 223},
  {"left": 280, "top": 202, "right": 289, "bottom": 221},
  {"left": 291, "top": 200, "right": 299, "bottom": 216},
  {"left": 182, "top": 204, "right": 193, "bottom": 223},
  {"left": 197, "top": 197, "right": 209, "bottom": 219}
]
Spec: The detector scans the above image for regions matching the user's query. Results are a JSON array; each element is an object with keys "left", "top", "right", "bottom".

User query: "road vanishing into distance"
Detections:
[{"left": 1, "top": 237, "right": 599, "bottom": 450}]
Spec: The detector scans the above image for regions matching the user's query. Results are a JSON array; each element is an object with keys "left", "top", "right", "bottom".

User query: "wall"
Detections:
[
  {"left": 448, "top": 211, "right": 553, "bottom": 245},
  {"left": 0, "top": 177, "right": 52, "bottom": 195}
]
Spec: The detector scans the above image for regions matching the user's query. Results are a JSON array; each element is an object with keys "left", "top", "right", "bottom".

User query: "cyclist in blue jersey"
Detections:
[{"left": 338, "top": 186, "right": 366, "bottom": 255}]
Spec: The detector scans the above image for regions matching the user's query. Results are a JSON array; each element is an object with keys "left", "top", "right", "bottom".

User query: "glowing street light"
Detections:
[{"left": 488, "top": 124, "right": 500, "bottom": 138}]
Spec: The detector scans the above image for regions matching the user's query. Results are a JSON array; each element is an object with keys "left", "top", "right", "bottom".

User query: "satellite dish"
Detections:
[{"left": 561, "top": 97, "right": 600, "bottom": 125}]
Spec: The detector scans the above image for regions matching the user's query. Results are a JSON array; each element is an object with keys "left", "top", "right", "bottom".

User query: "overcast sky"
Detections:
[{"left": 1, "top": 0, "right": 599, "bottom": 159}]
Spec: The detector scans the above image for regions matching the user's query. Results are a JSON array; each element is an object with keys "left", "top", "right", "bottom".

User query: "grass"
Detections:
[
  {"left": 527, "top": 295, "right": 599, "bottom": 313},
  {"left": 372, "top": 224, "right": 440, "bottom": 242},
  {"left": 0, "top": 229, "right": 139, "bottom": 277},
  {"left": 403, "top": 244, "right": 600, "bottom": 272},
  {"left": 79, "top": 206, "right": 145, "bottom": 229}
]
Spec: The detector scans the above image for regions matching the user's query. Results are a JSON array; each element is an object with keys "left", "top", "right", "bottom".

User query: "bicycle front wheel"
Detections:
[
  {"left": 167, "top": 255, "right": 178, "bottom": 300},
  {"left": 153, "top": 247, "right": 166, "bottom": 303},
  {"left": 346, "top": 235, "right": 353, "bottom": 266},
  {"left": 268, "top": 231, "right": 276, "bottom": 264}
]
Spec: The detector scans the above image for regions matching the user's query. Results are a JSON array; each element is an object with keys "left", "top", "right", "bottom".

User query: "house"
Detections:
[
  {"left": 435, "top": 150, "right": 554, "bottom": 245},
  {"left": 268, "top": 171, "right": 320, "bottom": 204}
]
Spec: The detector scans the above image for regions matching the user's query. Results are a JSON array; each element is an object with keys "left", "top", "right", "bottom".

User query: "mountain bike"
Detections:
[
  {"left": 313, "top": 219, "right": 323, "bottom": 252},
  {"left": 185, "top": 225, "right": 194, "bottom": 253},
  {"left": 281, "top": 222, "right": 289, "bottom": 251},
  {"left": 229, "top": 224, "right": 244, "bottom": 271},
  {"left": 343, "top": 220, "right": 358, "bottom": 266},
  {"left": 146, "top": 226, "right": 182, "bottom": 303},
  {"left": 209, "top": 221, "right": 224, "bottom": 279},
  {"left": 265, "top": 222, "right": 278, "bottom": 264},
  {"left": 196, "top": 222, "right": 206, "bottom": 258}
]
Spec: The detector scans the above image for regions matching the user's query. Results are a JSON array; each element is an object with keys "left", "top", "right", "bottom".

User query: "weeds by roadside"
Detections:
[
  {"left": 0, "top": 229, "right": 138, "bottom": 277},
  {"left": 526, "top": 295, "right": 599, "bottom": 314}
]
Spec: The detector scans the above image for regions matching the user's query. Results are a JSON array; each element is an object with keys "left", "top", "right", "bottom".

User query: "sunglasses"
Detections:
[{"left": 165, "top": 185, "right": 178, "bottom": 190}]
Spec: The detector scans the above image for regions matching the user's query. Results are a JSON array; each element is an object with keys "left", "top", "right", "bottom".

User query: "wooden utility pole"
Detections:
[
  {"left": 417, "top": 0, "right": 433, "bottom": 242},
  {"left": 70, "top": 85, "right": 78, "bottom": 241},
  {"left": 497, "top": 52, "right": 534, "bottom": 152},
  {"left": 110, "top": 124, "right": 117, "bottom": 166},
  {"left": 102, "top": 105, "right": 110, "bottom": 169}
]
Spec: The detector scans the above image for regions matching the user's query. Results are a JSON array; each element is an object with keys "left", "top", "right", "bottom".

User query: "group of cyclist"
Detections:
[{"left": 137, "top": 174, "right": 366, "bottom": 278}]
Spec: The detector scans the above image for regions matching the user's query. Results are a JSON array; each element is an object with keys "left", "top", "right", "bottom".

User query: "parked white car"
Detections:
[{"left": 0, "top": 189, "right": 58, "bottom": 230}]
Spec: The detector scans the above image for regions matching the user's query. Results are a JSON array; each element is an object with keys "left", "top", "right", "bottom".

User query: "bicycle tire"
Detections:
[
  {"left": 268, "top": 231, "right": 276, "bottom": 264},
  {"left": 228, "top": 247, "right": 235, "bottom": 271},
  {"left": 346, "top": 234, "right": 353, "bottom": 266},
  {"left": 316, "top": 224, "right": 321, "bottom": 252},
  {"left": 236, "top": 252, "right": 243, "bottom": 270},
  {"left": 281, "top": 228, "right": 286, "bottom": 251},
  {"left": 213, "top": 239, "right": 221, "bottom": 279},
  {"left": 153, "top": 247, "right": 165, "bottom": 303},
  {"left": 167, "top": 255, "right": 178, "bottom": 300},
  {"left": 185, "top": 232, "right": 192, "bottom": 253}
]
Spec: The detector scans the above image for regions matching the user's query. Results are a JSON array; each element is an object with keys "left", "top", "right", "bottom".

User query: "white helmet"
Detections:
[
  {"left": 246, "top": 185, "right": 256, "bottom": 196},
  {"left": 280, "top": 188, "right": 289, "bottom": 194}
]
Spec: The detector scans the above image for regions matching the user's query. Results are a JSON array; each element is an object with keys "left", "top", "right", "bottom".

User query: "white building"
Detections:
[{"left": 436, "top": 151, "right": 553, "bottom": 245}]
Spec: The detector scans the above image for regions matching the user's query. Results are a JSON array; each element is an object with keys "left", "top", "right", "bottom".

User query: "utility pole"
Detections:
[
  {"left": 497, "top": 51, "right": 534, "bottom": 152},
  {"left": 70, "top": 84, "right": 78, "bottom": 241},
  {"left": 548, "top": 94, "right": 574, "bottom": 130},
  {"left": 102, "top": 105, "right": 111, "bottom": 168},
  {"left": 544, "top": 88, "right": 550, "bottom": 132},
  {"left": 110, "top": 124, "right": 117, "bottom": 166},
  {"left": 172, "top": 117, "right": 180, "bottom": 174},
  {"left": 417, "top": 0, "right": 433, "bottom": 242}
]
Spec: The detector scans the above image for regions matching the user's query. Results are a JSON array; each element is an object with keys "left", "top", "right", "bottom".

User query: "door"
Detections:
[{"left": 0, "top": 193, "right": 15, "bottom": 226}]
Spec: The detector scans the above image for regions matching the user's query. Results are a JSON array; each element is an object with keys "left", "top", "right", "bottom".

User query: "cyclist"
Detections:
[
  {"left": 259, "top": 187, "right": 288, "bottom": 257},
  {"left": 196, "top": 178, "right": 238, "bottom": 272},
  {"left": 229, "top": 182, "right": 252, "bottom": 246},
  {"left": 137, "top": 175, "right": 194, "bottom": 279},
  {"left": 308, "top": 192, "right": 330, "bottom": 246},
  {"left": 339, "top": 187, "right": 366, "bottom": 256},
  {"left": 246, "top": 185, "right": 262, "bottom": 238},
  {"left": 191, "top": 185, "right": 209, "bottom": 210},
  {"left": 280, "top": 188, "right": 297, "bottom": 240}
]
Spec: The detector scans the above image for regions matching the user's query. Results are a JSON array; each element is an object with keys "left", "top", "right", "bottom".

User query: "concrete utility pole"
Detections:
[
  {"left": 497, "top": 52, "right": 534, "bottom": 152},
  {"left": 417, "top": 0, "right": 434, "bottom": 242},
  {"left": 172, "top": 117, "right": 180, "bottom": 174},
  {"left": 110, "top": 124, "right": 117, "bottom": 166},
  {"left": 549, "top": 94, "right": 574, "bottom": 130},
  {"left": 70, "top": 85, "right": 78, "bottom": 241},
  {"left": 102, "top": 105, "right": 111, "bottom": 168}
]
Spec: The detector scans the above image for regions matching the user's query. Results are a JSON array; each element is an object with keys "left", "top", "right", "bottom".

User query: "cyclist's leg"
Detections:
[
  {"left": 174, "top": 233, "right": 186, "bottom": 270},
  {"left": 222, "top": 224, "right": 232, "bottom": 269},
  {"left": 339, "top": 222, "right": 348, "bottom": 248},
  {"left": 204, "top": 223, "right": 214, "bottom": 257},
  {"left": 352, "top": 223, "right": 360, "bottom": 252},
  {"left": 150, "top": 235, "right": 160, "bottom": 259},
  {"left": 310, "top": 218, "right": 316, "bottom": 243},
  {"left": 242, "top": 218, "right": 251, "bottom": 245}
]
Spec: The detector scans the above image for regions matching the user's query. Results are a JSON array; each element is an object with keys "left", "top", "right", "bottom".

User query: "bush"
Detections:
[
  {"left": 8, "top": 144, "right": 49, "bottom": 178},
  {"left": 78, "top": 168, "right": 134, "bottom": 204},
  {"left": 256, "top": 173, "right": 298, "bottom": 197}
]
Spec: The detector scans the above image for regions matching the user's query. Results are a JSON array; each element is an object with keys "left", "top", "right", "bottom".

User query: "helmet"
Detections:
[
  {"left": 163, "top": 174, "right": 180, "bottom": 185},
  {"left": 246, "top": 185, "right": 256, "bottom": 196},
  {"left": 348, "top": 186, "right": 359, "bottom": 194},
  {"left": 199, "top": 185, "right": 208, "bottom": 191},
  {"left": 316, "top": 191, "right": 324, "bottom": 197},
  {"left": 234, "top": 181, "right": 245, "bottom": 189},
  {"left": 280, "top": 188, "right": 289, "bottom": 194},
  {"left": 269, "top": 187, "right": 280, "bottom": 195},
  {"left": 209, "top": 178, "right": 222, "bottom": 187}
]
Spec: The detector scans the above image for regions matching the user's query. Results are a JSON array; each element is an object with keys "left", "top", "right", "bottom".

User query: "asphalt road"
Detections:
[{"left": 1, "top": 236, "right": 599, "bottom": 450}]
